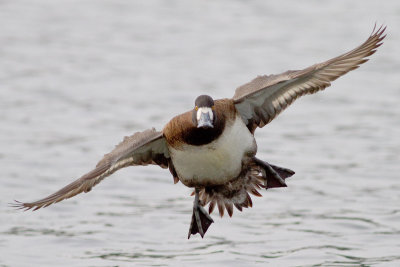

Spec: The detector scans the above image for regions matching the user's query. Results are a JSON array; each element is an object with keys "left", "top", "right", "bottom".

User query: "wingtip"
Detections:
[
  {"left": 9, "top": 200, "right": 31, "bottom": 211},
  {"left": 371, "top": 23, "right": 387, "bottom": 38}
]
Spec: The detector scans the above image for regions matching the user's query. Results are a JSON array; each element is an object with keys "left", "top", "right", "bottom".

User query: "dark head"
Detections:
[{"left": 192, "top": 95, "right": 216, "bottom": 129}]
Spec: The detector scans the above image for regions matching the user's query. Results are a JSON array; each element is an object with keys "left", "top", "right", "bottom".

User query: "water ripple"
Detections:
[{"left": 1, "top": 0, "right": 399, "bottom": 266}]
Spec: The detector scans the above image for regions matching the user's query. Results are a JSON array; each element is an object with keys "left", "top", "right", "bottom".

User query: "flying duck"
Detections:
[{"left": 14, "top": 25, "right": 386, "bottom": 239}]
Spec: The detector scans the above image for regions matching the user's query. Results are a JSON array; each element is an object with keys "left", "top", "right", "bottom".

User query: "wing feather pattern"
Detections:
[
  {"left": 12, "top": 128, "right": 170, "bottom": 211},
  {"left": 233, "top": 25, "right": 386, "bottom": 132}
]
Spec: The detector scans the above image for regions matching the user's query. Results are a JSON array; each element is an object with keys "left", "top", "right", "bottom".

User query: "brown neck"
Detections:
[{"left": 163, "top": 99, "right": 236, "bottom": 148}]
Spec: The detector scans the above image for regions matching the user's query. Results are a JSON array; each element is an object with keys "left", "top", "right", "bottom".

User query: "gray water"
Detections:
[{"left": 1, "top": 1, "right": 399, "bottom": 266}]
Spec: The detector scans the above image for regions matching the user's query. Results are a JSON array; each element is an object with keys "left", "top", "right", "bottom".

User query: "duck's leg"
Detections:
[
  {"left": 188, "top": 188, "right": 214, "bottom": 239},
  {"left": 253, "top": 157, "right": 295, "bottom": 189}
]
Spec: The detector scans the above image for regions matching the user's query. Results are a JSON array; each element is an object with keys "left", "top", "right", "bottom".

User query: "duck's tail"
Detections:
[{"left": 193, "top": 158, "right": 295, "bottom": 218}]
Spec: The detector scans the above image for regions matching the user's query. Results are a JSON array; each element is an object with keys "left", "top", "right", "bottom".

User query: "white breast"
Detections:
[{"left": 169, "top": 116, "right": 256, "bottom": 187}]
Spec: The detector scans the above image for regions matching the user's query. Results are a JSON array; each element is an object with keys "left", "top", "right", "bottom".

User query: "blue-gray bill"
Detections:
[{"left": 197, "top": 112, "right": 213, "bottom": 128}]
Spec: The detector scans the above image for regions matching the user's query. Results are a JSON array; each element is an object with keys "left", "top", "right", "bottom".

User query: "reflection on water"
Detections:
[{"left": 1, "top": 0, "right": 400, "bottom": 266}]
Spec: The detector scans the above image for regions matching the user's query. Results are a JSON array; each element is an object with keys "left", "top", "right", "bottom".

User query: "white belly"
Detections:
[{"left": 169, "top": 116, "right": 256, "bottom": 187}]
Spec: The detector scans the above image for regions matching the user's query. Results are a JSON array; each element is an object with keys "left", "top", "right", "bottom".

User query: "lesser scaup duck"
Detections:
[{"left": 14, "top": 25, "right": 386, "bottom": 238}]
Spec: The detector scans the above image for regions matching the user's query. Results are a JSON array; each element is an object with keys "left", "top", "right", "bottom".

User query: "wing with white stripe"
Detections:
[
  {"left": 13, "top": 128, "right": 170, "bottom": 210},
  {"left": 233, "top": 25, "right": 386, "bottom": 132}
]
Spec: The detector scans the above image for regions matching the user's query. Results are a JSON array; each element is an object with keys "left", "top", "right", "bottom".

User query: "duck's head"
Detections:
[{"left": 192, "top": 95, "right": 216, "bottom": 129}]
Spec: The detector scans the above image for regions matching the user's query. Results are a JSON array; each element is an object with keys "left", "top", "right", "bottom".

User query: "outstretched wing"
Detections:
[
  {"left": 13, "top": 128, "right": 170, "bottom": 211},
  {"left": 233, "top": 25, "right": 386, "bottom": 132}
]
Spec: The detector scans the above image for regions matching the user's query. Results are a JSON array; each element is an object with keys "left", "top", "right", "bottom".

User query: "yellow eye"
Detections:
[
  {"left": 211, "top": 105, "right": 215, "bottom": 110},
  {"left": 195, "top": 106, "right": 198, "bottom": 110}
]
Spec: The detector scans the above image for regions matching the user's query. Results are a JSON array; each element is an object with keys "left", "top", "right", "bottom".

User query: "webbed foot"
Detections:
[
  {"left": 254, "top": 157, "right": 295, "bottom": 189},
  {"left": 188, "top": 188, "right": 214, "bottom": 239}
]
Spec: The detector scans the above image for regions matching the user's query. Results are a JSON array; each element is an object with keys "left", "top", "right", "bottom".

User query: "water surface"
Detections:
[{"left": 1, "top": 0, "right": 399, "bottom": 266}]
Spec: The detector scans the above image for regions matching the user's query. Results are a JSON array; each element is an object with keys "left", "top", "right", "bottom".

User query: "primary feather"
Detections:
[{"left": 234, "top": 25, "right": 386, "bottom": 132}]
